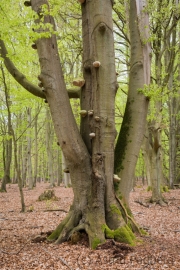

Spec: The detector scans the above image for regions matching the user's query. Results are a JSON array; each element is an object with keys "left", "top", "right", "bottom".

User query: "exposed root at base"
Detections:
[
  {"left": 47, "top": 203, "right": 138, "bottom": 249},
  {"left": 149, "top": 197, "right": 168, "bottom": 206},
  {"left": 115, "top": 195, "right": 141, "bottom": 235}
]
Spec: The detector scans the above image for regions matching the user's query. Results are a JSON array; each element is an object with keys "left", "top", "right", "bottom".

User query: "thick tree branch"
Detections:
[
  {"left": 0, "top": 39, "right": 45, "bottom": 98},
  {"left": 0, "top": 40, "right": 81, "bottom": 99}
]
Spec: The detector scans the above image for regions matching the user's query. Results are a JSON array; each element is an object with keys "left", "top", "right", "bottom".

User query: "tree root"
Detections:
[
  {"left": 148, "top": 197, "right": 168, "bottom": 206},
  {"left": 48, "top": 198, "right": 139, "bottom": 249},
  {"left": 67, "top": 223, "right": 85, "bottom": 241},
  {"left": 115, "top": 195, "right": 142, "bottom": 235},
  {"left": 47, "top": 210, "right": 82, "bottom": 244}
]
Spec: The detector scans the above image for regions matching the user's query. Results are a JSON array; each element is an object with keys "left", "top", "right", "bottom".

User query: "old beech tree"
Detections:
[{"left": 0, "top": 0, "right": 150, "bottom": 248}]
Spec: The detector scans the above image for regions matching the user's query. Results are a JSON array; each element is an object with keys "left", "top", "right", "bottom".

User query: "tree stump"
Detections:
[{"left": 38, "top": 189, "right": 58, "bottom": 201}]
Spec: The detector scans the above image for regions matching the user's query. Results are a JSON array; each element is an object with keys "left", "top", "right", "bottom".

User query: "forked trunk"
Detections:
[{"left": 31, "top": 0, "right": 135, "bottom": 248}]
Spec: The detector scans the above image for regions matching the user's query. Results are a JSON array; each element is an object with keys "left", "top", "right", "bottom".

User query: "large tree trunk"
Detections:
[
  {"left": 114, "top": 0, "right": 151, "bottom": 206},
  {"left": 30, "top": 0, "right": 135, "bottom": 249}
]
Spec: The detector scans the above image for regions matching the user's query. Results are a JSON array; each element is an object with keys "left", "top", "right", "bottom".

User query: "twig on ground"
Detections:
[
  {"left": 134, "top": 199, "right": 149, "bottom": 208},
  {"left": 0, "top": 238, "right": 31, "bottom": 255},
  {"left": 43, "top": 208, "right": 68, "bottom": 213}
]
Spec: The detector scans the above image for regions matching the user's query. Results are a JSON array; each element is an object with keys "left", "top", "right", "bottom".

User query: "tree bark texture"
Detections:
[{"left": 62, "top": 153, "right": 71, "bottom": 188}]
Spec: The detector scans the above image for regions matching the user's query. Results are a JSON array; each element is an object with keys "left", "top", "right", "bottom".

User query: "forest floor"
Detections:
[{"left": 0, "top": 182, "right": 180, "bottom": 270}]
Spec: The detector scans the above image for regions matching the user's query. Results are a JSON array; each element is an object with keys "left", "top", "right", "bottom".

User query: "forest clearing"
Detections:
[{"left": 0, "top": 182, "right": 180, "bottom": 270}]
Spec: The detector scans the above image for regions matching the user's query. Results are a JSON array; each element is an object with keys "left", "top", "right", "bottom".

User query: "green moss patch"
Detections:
[
  {"left": 110, "top": 204, "right": 122, "bottom": 216},
  {"left": 146, "top": 186, "right": 152, "bottom": 192},
  {"left": 92, "top": 237, "right": 102, "bottom": 249},
  {"left": 102, "top": 225, "right": 114, "bottom": 239},
  {"left": 103, "top": 224, "right": 136, "bottom": 246},
  {"left": 161, "top": 185, "right": 169, "bottom": 193},
  {"left": 114, "top": 225, "right": 135, "bottom": 245}
]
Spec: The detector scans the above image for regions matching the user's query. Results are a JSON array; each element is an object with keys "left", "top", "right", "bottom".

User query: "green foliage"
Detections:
[{"left": 138, "top": 84, "right": 162, "bottom": 100}]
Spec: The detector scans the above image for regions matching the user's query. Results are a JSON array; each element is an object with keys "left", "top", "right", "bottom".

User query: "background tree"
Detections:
[
  {"left": 0, "top": 66, "right": 13, "bottom": 192},
  {"left": 142, "top": 0, "right": 180, "bottom": 203}
]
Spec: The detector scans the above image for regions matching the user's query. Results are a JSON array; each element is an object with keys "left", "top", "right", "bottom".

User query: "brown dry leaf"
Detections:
[{"left": 0, "top": 183, "right": 180, "bottom": 270}]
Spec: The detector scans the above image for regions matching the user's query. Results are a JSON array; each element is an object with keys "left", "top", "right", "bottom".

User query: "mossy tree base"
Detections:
[
  {"left": 47, "top": 198, "right": 139, "bottom": 249},
  {"left": 0, "top": 189, "right": 7, "bottom": 193}
]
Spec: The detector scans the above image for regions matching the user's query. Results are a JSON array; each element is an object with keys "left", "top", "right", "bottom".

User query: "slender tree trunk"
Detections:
[
  {"left": 114, "top": 0, "right": 151, "bottom": 206},
  {"left": 45, "top": 108, "right": 55, "bottom": 187},
  {"left": 27, "top": 108, "right": 33, "bottom": 189},
  {"left": 175, "top": 30, "right": 180, "bottom": 183},
  {"left": 168, "top": 21, "right": 178, "bottom": 188},
  {"left": 0, "top": 66, "right": 12, "bottom": 192},
  {"left": 12, "top": 128, "right": 26, "bottom": 212},
  {"left": 142, "top": 127, "right": 152, "bottom": 187},
  {"left": 22, "top": 141, "right": 28, "bottom": 187},
  {"left": 168, "top": 78, "right": 176, "bottom": 189},
  {"left": 33, "top": 108, "right": 39, "bottom": 187}
]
